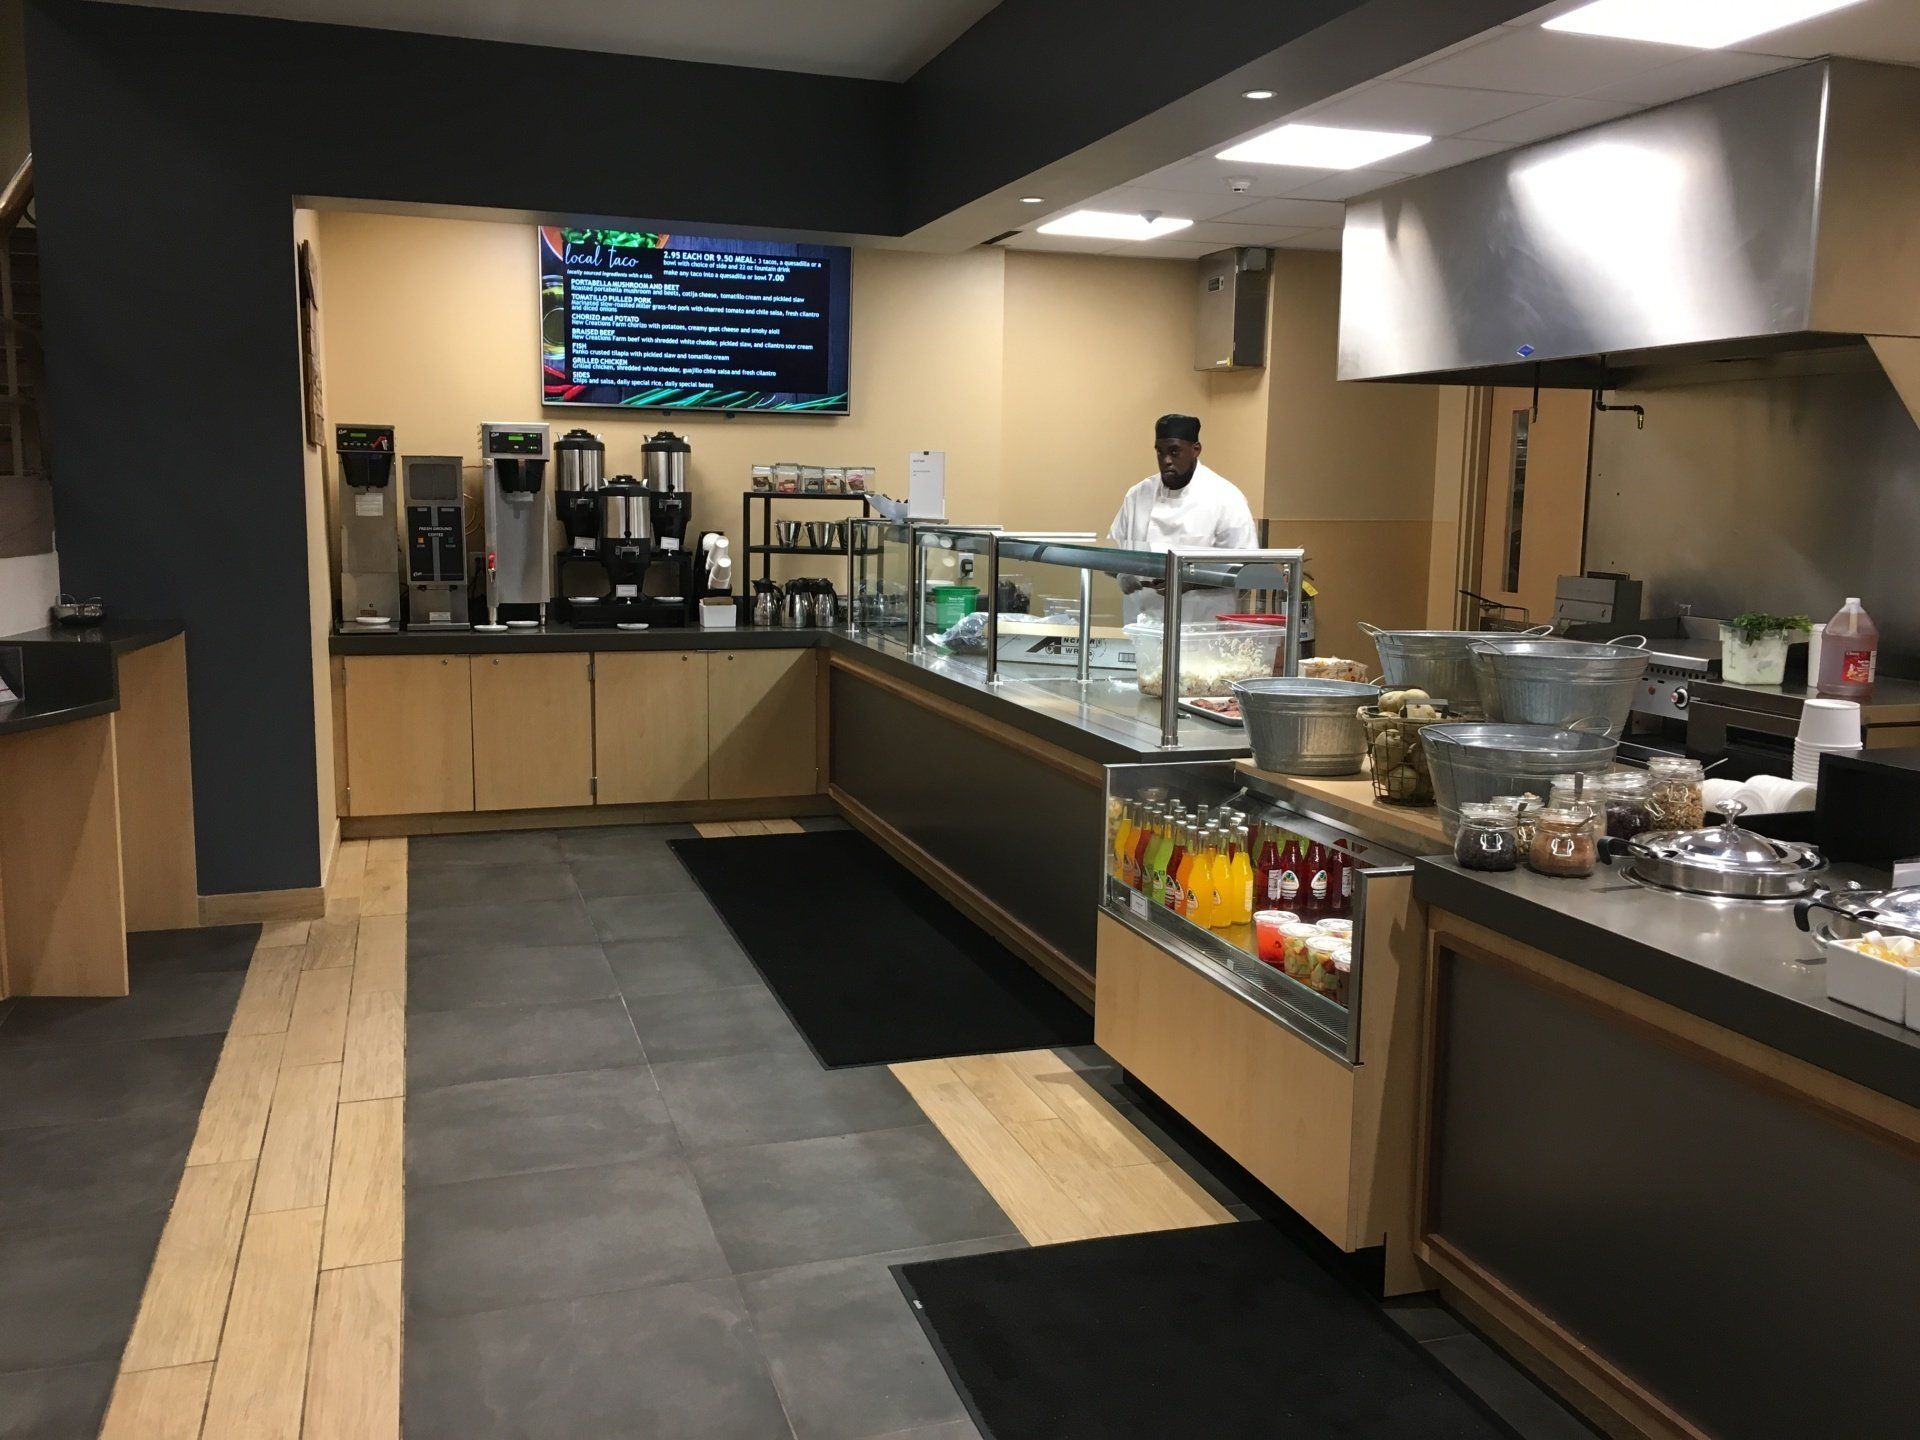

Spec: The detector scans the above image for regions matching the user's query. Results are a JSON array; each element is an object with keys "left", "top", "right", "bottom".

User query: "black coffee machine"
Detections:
[
  {"left": 599, "top": 476, "right": 654, "bottom": 628},
  {"left": 553, "top": 428, "right": 607, "bottom": 624}
]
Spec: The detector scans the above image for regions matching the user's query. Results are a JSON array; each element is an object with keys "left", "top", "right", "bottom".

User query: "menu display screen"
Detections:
[{"left": 540, "top": 226, "right": 851, "bottom": 415}]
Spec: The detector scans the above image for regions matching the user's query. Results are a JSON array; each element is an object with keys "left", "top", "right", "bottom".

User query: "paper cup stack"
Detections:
[{"left": 1794, "top": 697, "right": 1863, "bottom": 784}]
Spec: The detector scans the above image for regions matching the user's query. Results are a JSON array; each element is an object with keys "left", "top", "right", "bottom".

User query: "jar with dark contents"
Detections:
[
  {"left": 1527, "top": 804, "right": 1599, "bottom": 878},
  {"left": 1645, "top": 756, "right": 1706, "bottom": 831},
  {"left": 1453, "top": 802, "right": 1520, "bottom": 872},
  {"left": 1491, "top": 794, "right": 1541, "bottom": 851},
  {"left": 1600, "top": 769, "right": 1652, "bottom": 841}
]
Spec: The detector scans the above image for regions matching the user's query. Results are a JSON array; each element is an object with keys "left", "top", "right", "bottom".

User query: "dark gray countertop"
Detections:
[
  {"left": 1415, "top": 857, "right": 1920, "bottom": 1109},
  {"left": 329, "top": 624, "right": 831, "bottom": 656},
  {"left": 0, "top": 621, "right": 183, "bottom": 738}
]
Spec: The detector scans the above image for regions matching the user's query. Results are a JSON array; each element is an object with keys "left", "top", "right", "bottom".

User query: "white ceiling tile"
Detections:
[
  {"left": 997, "top": 232, "right": 1114, "bottom": 254},
  {"left": 1502, "top": 1, "right": 1592, "bottom": 26},
  {"left": 1398, "top": 25, "right": 1692, "bottom": 96},
  {"left": 1378, "top": 29, "right": 1508, "bottom": 81},
  {"left": 1213, "top": 196, "right": 1346, "bottom": 229},
  {"left": 1458, "top": 95, "right": 1641, "bottom": 143},
  {"left": 1067, "top": 186, "right": 1217, "bottom": 224},
  {"left": 1296, "top": 79, "right": 1545, "bottom": 134},
  {"left": 1384, "top": 136, "right": 1515, "bottom": 174},
  {"left": 1177, "top": 220, "right": 1313, "bottom": 246},
  {"left": 1134, "top": 156, "right": 1335, "bottom": 201},
  {"left": 1587, "top": 50, "right": 1798, "bottom": 107},
  {"left": 1281, "top": 167, "right": 1415, "bottom": 202}
]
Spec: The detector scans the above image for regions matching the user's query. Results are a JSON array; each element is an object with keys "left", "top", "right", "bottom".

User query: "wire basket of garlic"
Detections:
[{"left": 1358, "top": 689, "right": 1451, "bottom": 806}]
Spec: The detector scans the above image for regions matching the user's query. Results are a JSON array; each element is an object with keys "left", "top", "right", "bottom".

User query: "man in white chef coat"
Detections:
[{"left": 1109, "top": 413, "right": 1258, "bottom": 623}]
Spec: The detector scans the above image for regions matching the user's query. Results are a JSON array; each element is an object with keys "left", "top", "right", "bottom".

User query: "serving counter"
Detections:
[
  {"left": 1411, "top": 859, "right": 1920, "bottom": 1439},
  {"left": 0, "top": 623, "right": 198, "bottom": 995}
]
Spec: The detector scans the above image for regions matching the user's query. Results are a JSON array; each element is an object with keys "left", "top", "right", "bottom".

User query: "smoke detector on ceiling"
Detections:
[{"left": 1227, "top": 177, "right": 1254, "bottom": 194}]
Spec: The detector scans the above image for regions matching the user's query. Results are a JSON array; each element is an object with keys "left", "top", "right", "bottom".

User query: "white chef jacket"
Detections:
[{"left": 1108, "top": 463, "right": 1259, "bottom": 624}]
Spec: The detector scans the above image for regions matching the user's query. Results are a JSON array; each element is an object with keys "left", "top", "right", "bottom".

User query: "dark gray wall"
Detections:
[{"left": 23, "top": 0, "right": 906, "bottom": 894}]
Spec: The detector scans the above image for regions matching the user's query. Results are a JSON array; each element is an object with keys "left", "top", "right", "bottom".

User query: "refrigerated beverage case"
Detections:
[{"left": 1817, "top": 597, "right": 1878, "bottom": 700}]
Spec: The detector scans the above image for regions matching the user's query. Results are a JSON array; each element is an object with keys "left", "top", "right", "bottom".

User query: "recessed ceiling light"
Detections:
[
  {"left": 1242, "top": 89, "right": 1276, "bottom": 101},
  {"left": 1036, "top": 209, "right": 1194, "bottom": 241},
  {"left": 1217, "top": 123, "right": 1430, "bottom": 170},
  {"left": 1018, "top": 195, "right": 1045, "bottom": 204},
  {"left": 1543, "top": 0, "right": 1868, "bottom": 49}
]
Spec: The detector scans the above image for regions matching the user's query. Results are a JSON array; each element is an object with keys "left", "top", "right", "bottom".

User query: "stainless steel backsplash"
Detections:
[{"left": 1585, "top": 354, "right": 1920, "bottom": 664}]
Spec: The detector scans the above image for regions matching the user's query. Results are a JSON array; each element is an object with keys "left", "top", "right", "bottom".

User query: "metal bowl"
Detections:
[
  {"left": 1362, "top": 622, "right": 1552, "bottom": 718},
  {"left": 1233, "top": 677, "right": 1380, "bottom": 776},
  {"left": 1468, "top": 637, "right": 1648, "bottom": 735},
  {"left": 1423, "top": 721, "right": 1619, "bottom": 835}
]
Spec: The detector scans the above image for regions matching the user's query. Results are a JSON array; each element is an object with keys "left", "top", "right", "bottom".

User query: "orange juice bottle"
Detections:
[
  {"left": 1229, "top": 832, "right": 1255, "bottom": 924},
  {"left": 1185, "top": 828, "right": 1214, "bottom": 927},
  {"left": 1210, "top": 836, "right": 1235, "bottom": 929}
]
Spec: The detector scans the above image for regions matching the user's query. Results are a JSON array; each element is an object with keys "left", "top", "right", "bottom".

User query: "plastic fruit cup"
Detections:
[
  {"left": 1253, "top": 911, "right": 1294, "bottom": 966},
  {"left": 1314, "top": 918, "right": 1354, "bottom": 940},
  {"left": 1279, "top": 923, "right": 1321, "bottom": 981}
]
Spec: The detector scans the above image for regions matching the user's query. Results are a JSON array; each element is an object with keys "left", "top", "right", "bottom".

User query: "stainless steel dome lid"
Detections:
[
  {"left": 1605, "top": 801, "right": 1825, "bottom": 899},
  {"left": 1796, "top": 884, "right": 1920, "bottom": 935}
]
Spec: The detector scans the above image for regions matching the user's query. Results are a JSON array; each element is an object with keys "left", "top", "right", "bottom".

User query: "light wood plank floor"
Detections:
[{"left": 102, "top": 836, "right": 408, "bottom": 1439}]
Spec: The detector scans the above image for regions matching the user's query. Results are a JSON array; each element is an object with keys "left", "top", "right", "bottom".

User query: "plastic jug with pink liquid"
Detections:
[{"left": 1816, "top": 597, "right": 1878, "bottom": 700}]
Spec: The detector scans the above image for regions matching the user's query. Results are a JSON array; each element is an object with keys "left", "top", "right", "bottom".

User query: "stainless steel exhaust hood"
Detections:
[{"left": 1336, "top": 60, "right": 1920, "bottom": 389}]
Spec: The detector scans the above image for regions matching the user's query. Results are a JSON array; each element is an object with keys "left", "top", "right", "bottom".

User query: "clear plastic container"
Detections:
[
  {"left": 1817, "top": 597, "right": 1878, "bottom": 700},
  {"left": 1124, "top": 619, "right": 1286, "bottom": 698}
]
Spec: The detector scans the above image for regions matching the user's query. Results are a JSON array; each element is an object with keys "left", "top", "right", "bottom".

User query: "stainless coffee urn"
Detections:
[
  {"left": 600, "top": 474, "right": 655, "bottom": 627},
  {"left": 641, "top": 430, "right": 692, "bottom": 553},
  {"left": 478, "top": 422, "right": 552, "bottom": 627},
  {"left": 335, "top": 424, "right": 401, "bottom": 629},
  {"left": 553, "top": 428, "right": 605, "bottom": 556}
]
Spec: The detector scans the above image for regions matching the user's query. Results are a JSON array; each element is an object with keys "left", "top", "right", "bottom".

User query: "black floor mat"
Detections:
[
  {"left": 669, "top": 831, "right": 1092, "bottom": 1068},
  {"left": 896, "top": 1222, "right": 1517, "bottom": 1440}
]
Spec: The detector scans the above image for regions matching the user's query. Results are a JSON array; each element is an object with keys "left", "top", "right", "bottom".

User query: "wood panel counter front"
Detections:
[{"left": 0, "top": 630, "right": 198, "bottom": 996}]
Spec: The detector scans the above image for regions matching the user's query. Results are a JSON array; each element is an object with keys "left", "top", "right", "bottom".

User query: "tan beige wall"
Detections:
[
  {"left": 1426, "top": 387, "right": 1479, "bottom": 628},
  {"left": 1258, "top": 250, "right": 1441, "bottom": 664},
  {"left": 998, "top": 251, "right": 1267, "bottom": 536},
  {"left": 294, "top": 208, "right": 337, "bottom": 870},
  {"left": 317, "top": 211, "right": 1007, "bottom": 577}
]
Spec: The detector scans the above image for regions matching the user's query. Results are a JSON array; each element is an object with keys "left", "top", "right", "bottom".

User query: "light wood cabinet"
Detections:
[
  {"left": 341, "top": 655, "right": 474, "bottom": 816},
  {"left": 594, "top": 651, "right": 709, "bottom": 805},
  {"left": 708, "top": 649, "right": 818, "bottom": 800},
  {"left": 471, "top": 652, "right": 594, "bottom": 811}
]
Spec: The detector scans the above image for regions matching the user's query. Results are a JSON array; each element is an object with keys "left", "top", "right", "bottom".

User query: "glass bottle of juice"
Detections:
[
  {"left": 1185, "top": 828, "right": 1214, "bottom": 927},
  {"left": 1209, "top": 833, "right": 1235, "bottom": 928},
  {"left": 1303, "top": 840, "right": 1331, "bottom": 917},
  {"left": 1111, "top": 803, "right": 1133, "bottom": 881},
  {"left": 1146, "top": 813, "right": 1172, "bottom": 905},
  {"left": 1133, "top": 807, "right": 1157, "bottom": 892},
  {"left": 1164, "top": 824, "right": 1191, "bottom": 914},
  {"left": 1230, "top": 833, "right": 1255, "bottom": 924},
  {"left": 1256, "top": 825, "right": 1283, "bottom": 908},
  {"left": 1333, "top": 845, "right": 1355, "bottom": 916},
  {"left": 1277, "top": 835, "right": 1304, "bottom": 910},
  {"left": 1817, "top": 597, "right": 1879, "bottom": 700}
]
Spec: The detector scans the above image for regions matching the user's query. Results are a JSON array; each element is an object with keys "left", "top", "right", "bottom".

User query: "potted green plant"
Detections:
[{"left": 1719, "top": 613, "right": 1811, "bottom": 686}]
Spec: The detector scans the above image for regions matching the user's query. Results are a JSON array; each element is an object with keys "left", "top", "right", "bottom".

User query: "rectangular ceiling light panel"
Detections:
[
  {"left": 1543, "top": 0, "right": 1869, "bottom": 50},
  {"left": 1217, "top": 123, "right": 1431, "bottom": 170},
  {"left": 1035, "top": 209, "right": 1194, "bottom": 240}
]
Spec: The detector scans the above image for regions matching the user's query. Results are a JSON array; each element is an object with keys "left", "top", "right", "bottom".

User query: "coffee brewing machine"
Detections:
[
  {"left": 334, "top": 424, "right": 401, "bottom": 629},
  {"left": 478, "top": 422, "right": 551, "bottom": 629},
  {"left": 400, "top": 455, "right": 469, "bottom": 630},
  {"left": 599, "top": 476, "right": 655, "bottom": 627}
]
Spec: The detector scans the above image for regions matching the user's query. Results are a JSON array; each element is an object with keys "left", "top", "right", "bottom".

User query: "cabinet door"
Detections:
[
  {"left": 342, "top": 655, "right": 474, "bottom": 816},
  {"left": 708, "top": 650, "right": 819, "bottom": 800},
  {"left": 594, "top": 651, "right": 709, "bottom": 805},
  {"left": 471, "top": 653, "right": 594, "bottom": 811}
]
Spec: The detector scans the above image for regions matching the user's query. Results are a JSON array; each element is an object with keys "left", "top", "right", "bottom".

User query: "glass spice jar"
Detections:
[
  {"left": 1453, "top": 802, "right": 1521, "bottom": 872},
  {"left": 1547, "top": 780, "right": 1604, "bottom": 844},
  {"left": 1528, "top": 804, "right": 1600, "bottom": 878},
  {"left": 1645, "top": 755, "right": 1706, "bottom": 831},
  {"left": 1599, "top": 768, "right": 1652, "bottom": 841},
  {"left": 1491, "top": 794, "right": 1542, "bottom": 851}
]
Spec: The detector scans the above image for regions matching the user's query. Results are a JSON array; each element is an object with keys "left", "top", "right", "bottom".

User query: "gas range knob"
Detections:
[{"left": 1673, "top": 685, "right": 1690, "bottom": 711}]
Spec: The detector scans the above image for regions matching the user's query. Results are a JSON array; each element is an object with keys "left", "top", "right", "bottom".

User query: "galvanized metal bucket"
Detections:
[
  {"left": 1360, "top": 622, "right": 1551, "bottom": 717},
  {"left": 1468, "top": 637, "right": 1649, "bottom": 737},
  {"left": 1233, "top": 678, "right": 1381, "bottom": 776},
  {"left": 1423, "top": 721, "right": 1619, "bottom": 835}
]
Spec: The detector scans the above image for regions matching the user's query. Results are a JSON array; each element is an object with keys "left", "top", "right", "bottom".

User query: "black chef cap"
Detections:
[{"left": 1154, "top": 413, "right": 1201, "bottom": 442}]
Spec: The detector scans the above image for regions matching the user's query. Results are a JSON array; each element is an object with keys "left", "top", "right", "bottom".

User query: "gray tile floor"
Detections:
[
  {"left": 404, "top": 821, "right": 1006, "bottom": 1440},
  {"left": 0, "top": 925, "right": 254, "bottom": 1440},
  {"left": 402, "top": 822, "right": 1596, "bottom": 1440}
]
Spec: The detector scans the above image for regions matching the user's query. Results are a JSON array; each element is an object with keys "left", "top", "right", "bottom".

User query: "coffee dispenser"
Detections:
[
  {"left": 599, "top": 475, "right": 655, "bottom": 627},
  {"left": 478, "top": 422, "right": 551, "bottom": 626},
  {"left": 553, "top": 428, "right": 605, "bottom": 555},
  {"left": 641, "top": 431, "right": 692, "bottom": 553},
  {"left": 400, "top": 454, "right": 469, "bottom": 630},
  {"left": 334, "top": 424, "right": 401, "bottom": 628}
]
